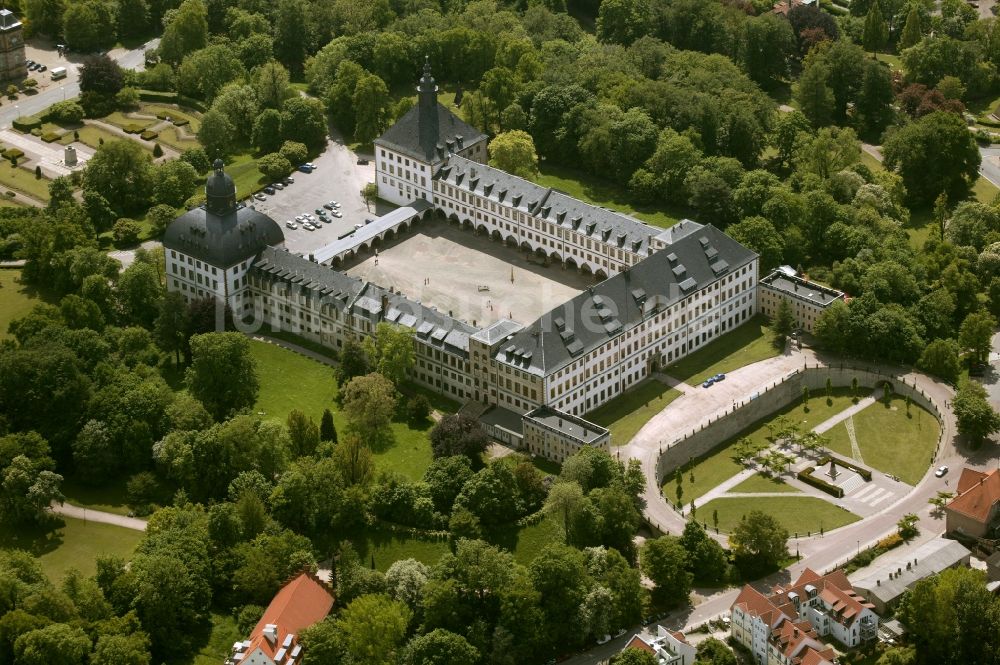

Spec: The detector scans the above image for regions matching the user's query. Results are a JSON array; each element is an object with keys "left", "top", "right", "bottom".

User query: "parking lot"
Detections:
[{"left": 247, "top": 134, "right": 382, "bottom": 255}]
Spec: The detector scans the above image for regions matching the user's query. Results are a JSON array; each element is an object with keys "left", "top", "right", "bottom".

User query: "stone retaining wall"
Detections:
[{"left": 655, "top": 363, "right": 945, "bottom": 483}]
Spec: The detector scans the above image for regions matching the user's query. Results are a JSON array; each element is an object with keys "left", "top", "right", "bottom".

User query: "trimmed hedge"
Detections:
[
  {"left": 797, "top": 466, "right": 845, "bottom": 498},
  {"left": 817, "top": 454, "right": 872, "bottom": 481},
  {"left": 137, "top": 89, "right": 177, "bottom": 103},
  {"left": 172, "top": 118, "right": 189, "bottom": 127},
  {"left": 978, "top": 116, "right": 1000, "bottom": 128},
  {"left": 140, "top": 130, "right": 159, "bottom": 140},
  {"left": 12, "top": 115, "right": 41, "bottom": 132},
  {"left": 40, "top": 131, "right": 61, "bottom": 143},
  {"left": 2, "top": 148, "right": 24, "bottom": 160},
  {"left": 123, "top": 123, "right": 145, "bottom": 134}
]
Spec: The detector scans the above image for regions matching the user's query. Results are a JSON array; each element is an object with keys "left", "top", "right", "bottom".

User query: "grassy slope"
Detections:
[
  {"left": 0, "top": 161, "right": 50, "bottom": 202},
  {"left": 663, "top": 315, "right": 780, "bottom": 385},
  {"left": 699, "top": 495, "right": 859, "bottom": 535},
  {"left": 670, "top": 389, "right": 858, "bottom": 502},
  {"left": 728, "top": 473, "right": 798, "bottom": 494},
  {"left": 823, "top": 395, "right": 939, "bottom": 484},
  {"left": 585, "top": 379, "right": 680, "bottom": 447},
  {"left": 0, "top": 516, "right": 143, "bottom": 581},
  {"left": 249, "top": 340, "right": 435, "bottom": 481},
  {"left": 0, "top": 269, "right": 42, "bottom": 340}
]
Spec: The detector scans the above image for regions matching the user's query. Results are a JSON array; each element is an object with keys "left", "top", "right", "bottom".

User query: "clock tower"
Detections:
[{"left": 0, "top": 10, "right": 26, "bottom": 82}]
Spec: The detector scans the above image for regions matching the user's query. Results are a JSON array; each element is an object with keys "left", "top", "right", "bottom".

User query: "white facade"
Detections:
[
  {"left": 376, "top": 140, "right": 486, "bottom": 207},
  {"left": 167, "top": 249, "right": 255, "bottom": 312}
]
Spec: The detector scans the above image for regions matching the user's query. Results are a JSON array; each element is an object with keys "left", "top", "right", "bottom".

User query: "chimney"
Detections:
[{"left": 263, "top": 624, "right": 278, "bottom": 645}]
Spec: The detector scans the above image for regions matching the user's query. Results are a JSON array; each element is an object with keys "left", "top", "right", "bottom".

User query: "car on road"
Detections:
[
  {"left": 253, "top": 193, "right": 266, "bottom": 201},
  {"left": 713, "top": 373, "right": 726, "bottom": 382},
  {"left": 284, "top": 221, "right": 297, "bottom": 229},
  {"left": 702, "top": 378, "right": 715, "bottom": 388},
  {"left": 935, "top": 465, "right": 949, "bottom": 477},
  {"left": 596, "top": 634, "right": 611, "bottom": 645}
]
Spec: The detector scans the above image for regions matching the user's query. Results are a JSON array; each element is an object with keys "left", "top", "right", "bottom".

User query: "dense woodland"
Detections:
[{"left": 0, "top": 0, "right": 997, "bottom": 663}]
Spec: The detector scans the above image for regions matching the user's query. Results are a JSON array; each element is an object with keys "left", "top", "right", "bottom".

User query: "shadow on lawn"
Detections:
[{"left": 0, "top": 516, "right": 66, "bottom": 557}]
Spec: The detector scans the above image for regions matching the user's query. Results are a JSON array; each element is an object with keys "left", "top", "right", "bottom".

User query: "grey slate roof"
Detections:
[
  {"left": 761, "top": 272, "right": 844, "bottom": 306},
  {"left": 851, "top": 537, "right": 970, "bottom": 606},
  {"left": 524, "top": 406, "right": 608, "bottom": 445},
  {"left": 470, "top": 319, "right": 524, "bottom": 346},
  {"left": 435, "top": 155, "right": 660, "bottom": 256},
  {"left": 376, "top": 103, "right": 487, "bottom": 164},
  {"left": 495, "top": 225, "right": 757, "bottom": 376},
  {"left": 253, "top": 247, "right": 366, "bottom": 315},
  {"left": 164, "top": 204, "right": 284, "bottom": 268},
  {"left": 0, "top": 9, "right": 21, "bottom": 30},
  {"left": 311, "top": 199, "right": 431, "bottom": 264}
]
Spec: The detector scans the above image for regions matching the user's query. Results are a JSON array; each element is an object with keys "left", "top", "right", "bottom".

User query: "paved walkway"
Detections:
[
  {"left": 52, "top": 502, "right": 147, "bottom": 531},
  {"left": 812, "top": 393, "right": 876, "bottom": 434}
]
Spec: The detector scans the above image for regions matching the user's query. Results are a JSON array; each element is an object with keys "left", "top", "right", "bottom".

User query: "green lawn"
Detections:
[
  {"left": 227, "top": 153, "right": 266, "bottom": 200},
  {"left": 663, "top": 316, "right": 780, "bottom": 385},
  {"left": 823, "top": 395, "right": 939, "bottom": 485},
  {"left": 181, "top": 612, "right": 242, "bottom": 665},
  {"left": 699, "top": 496, "right": 860, "bottom": 536},
  {"left": 728, "top": 473, "right": 798, "bottom": 494},
  {"left": 249, "top": 341, "right": 436, "bottom": 481},
  {"left": 0, "top": 162, "right": 50, "bottom": 202},
  {"left": 141, "top": 104, "right": 202, "bottom": 132},
  {"left": 535, "top": 163, "right": 689, "bottom": 229},
  {"left": 61, "top": 476, "right": 132, "bottom": 517},
  {"left": 0, "top": 516, "right": 143, "bottom": 581},
  {"left": 585, "top": 379, "right": 681, "bottom": 446},
  {"left": 351, "top": 527, "right": 451, "bottom": 572},
  {"left": 156, "top": 125, "right": 200, "bottom": 153},
  {"left": 0, "top": 269, "right": 42, "bottom": 339},
  {"left": 485, "top": 512, "right": 564, "bottom": 565},
  {"left": 670, "top": 389, "right": 857, "bottom": 502},
  {"left": 103, "top": 111, "right": 157, "bottom": 132}
]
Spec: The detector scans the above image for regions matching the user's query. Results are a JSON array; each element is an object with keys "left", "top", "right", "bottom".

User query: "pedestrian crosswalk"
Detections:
[{"left": 850, "top": 484, "right": 895, "bottom": 507}]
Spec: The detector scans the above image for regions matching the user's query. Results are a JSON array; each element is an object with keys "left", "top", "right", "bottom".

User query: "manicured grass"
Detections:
[
  {"left": 76, "top": 124, "right": 153, "bottom": 152},
  {"left": 227, "top": 153, "right": 266, "bottom": 200},
  {"left": 663, "top": 315, "right": 780, "bottom": 385},
  {"left": 699, "top": 496, "right": 860, "bottom": 535},
  {"left": 156, "top": 125, "right": 199, "bottom": 152},
  {"left": 974, "top": 175, "right": 1000, "bottom": 204},
  {"left": 141, "top": 104, "right": 202, "bottom": 132},
  {"left": 186, "top": 612, "right": 242, "bottom": 665},
  {"left": 351, "top": 527, "right": 451, "bottom": 572},
  {"left": 728, "top": 473, "right": 798, "bottom": 494},
  {"left": 0, "top": 516, "right": 143, "bottom": 581},
  {"left": 61, "top": 476, "right": 132, "bottom": 516},
  {"left": 535, "top": 163, "right": 689, "bottom": 229},
  {"left": 485, "top": 512, "right": 563, "bottom": 565},
  {"left": 249, "top": 340, "right": 436, "bottom": 481},
  {"left": 585, "top": 379, "right": 681, "bottom": 446},
  {"left": 0, "top": 269, "right": 43, "bottom": 339},
  {"left": 670, "top": 389, "right": 858, "bottom": 502},
  {"left": 823, "top": 396, "right": 939, "bottom": 485},
  {"left": 0, "top": 162, "right": 50, "bottom": 202},
  {"left": 103, "top": 111, "right": 157, "bottom": 132}
]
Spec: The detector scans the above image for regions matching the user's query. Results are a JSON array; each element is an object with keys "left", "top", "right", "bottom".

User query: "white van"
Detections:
[{"left": 50, "top": 67, "right": 67, "bottom": 80}]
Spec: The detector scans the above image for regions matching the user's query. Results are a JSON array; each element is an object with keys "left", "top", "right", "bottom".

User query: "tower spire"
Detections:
[{"left": 417, "top": 55, "right": 440, "bottom": 160}]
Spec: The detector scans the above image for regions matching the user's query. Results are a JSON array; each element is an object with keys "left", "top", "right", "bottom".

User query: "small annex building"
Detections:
[
  {"left": 226, "top": 572, "right": 334, "bottom": 665},
  {"left": 945, "top": 468, "right": 1000, "bottom": 539}
]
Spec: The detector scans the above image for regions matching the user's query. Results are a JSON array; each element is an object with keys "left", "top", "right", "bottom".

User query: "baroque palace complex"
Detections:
[{"left": 164, "top": 62, "right": 835, "bottom": 463}]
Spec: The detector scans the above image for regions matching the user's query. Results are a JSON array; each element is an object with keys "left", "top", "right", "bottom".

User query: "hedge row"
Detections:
[
  {"left": 40, "top": 131, "right": 61, "bottom": 143},
  {"left": 978, "top": 116, "right": 1000, "bottom": 128},
  {"left": 123, "top": 123, "right": 146, "bottom": 134},
  {"left": 12, "top": 116, "right": 41, "bottom": 132},
  {"left": 2, "top": 148, "right": 24, "bottom": 160},
  {"left": 140, "top": 130, "right": 158, "bottom": 141},
  {"left": 797, "top": 466, "right": 845, "bottom": 498},
  {"left": 137, "top": 89, "right": 177, "bottom": 104}
]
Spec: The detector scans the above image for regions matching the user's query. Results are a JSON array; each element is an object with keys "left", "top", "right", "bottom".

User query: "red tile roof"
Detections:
[
  {"left": 948, "top": 468, "right": 1000, "bottom": 524},
  {"left": 246, "top": 573, "right": 335, "bottom": 661},
  {"left": 624, "top": 636, "right": 655, "bottom": 654},
  {"left": 800, "top": 646, "right": 837, "bottom": 665}
]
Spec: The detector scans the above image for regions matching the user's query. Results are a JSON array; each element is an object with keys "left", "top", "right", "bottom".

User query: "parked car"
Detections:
[
  {"left": 354, "top": 223, "right": 363, "bottom": 230},
  {"left": 303, "top": 223, "right": 316, "bottom": 231},
  {"left": 935, "top": 465, "right": 949, "bottom": 477},
  {"left": 332, "top": 211, "right": 343, "bottom": 218},
  {"left": 39, "top": 65, "right": 47, "bottom": 72},
  {"left": 702, "top": 378, "right": 715, "bottom": 388},
  {"left": 596, "top": 634, "right": 611, "bottom": 645},
  {"left": 297, "top": 165, "right": 313, "bottom": 173},
  {"left": 284, "top": 221, "right": 297, "bottom": 229},
  {"left": 364, "top": 218, "right": 374, "bottom": 224},
  {"left": 304, "top": 162, "right": 316, "bottom": 169},
  {"left": 283, "top": 176, "right": 294, "bottom": 185},
  {"left": 263, "top": 186, "right": 276, "bottom": 195},
  {"left": 613, "top": 628, "right": 627, "bottom": 639},
  {"left": 295, "top": 215, "right": 304, "bottom": 221},
  {"left": 253, "top": 193, "right": 266, "bottom": 201},
  {"left": 271, "top": 182, "right": 284, "bottom": 190},
  {"left": 713, "top": 373, "right": 726, "bottom": 382},
  {"left": 314, "top": 208, "right": 324, "bottom": 215}
]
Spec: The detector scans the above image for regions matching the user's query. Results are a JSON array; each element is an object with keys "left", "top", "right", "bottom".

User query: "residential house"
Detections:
[
  {"left": 945, "top": 468, "right": 1000, "bottom": 539},
  {"left": 226, "top": 572, "right": 334, "bottom": 665},
  {"left": 622, "top": 626, "right": 697, "bottom": 665}
]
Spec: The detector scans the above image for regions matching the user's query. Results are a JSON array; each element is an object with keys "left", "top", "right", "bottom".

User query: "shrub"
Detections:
[
  {"left": 140, "top": 129, "right": 159, "bottom": 140},
  {"left": 123, "top": 123, "right": 145, "bottom": 134},
  {"left": 137, "top": 89, "right": 178, "bottom": 103},
  {"left": 876, "top": 532, "right": 904, "bottom": 551},
  {"left": 112, "top": 217, "right": 141, "bottom": 245},
  {"left": 12, "top": 115, "right": 41, "bottom": 132},
  {"left": 40, "top": 131, "right": 61, "bottom": 143},
  {"left": 115, "top": 86, "right": 141, "bottom": 109},
  {"left": 404, "top": 395, "right": 431, "bottom": 423},
  {"left": 2, "top": 148, "right": 24, "bottom": 160},
  {"left": 126, "top": 471, "right": 161, "bottom": 510},
  {"left": 172, "top": 118, "right": 189, "bottom": 127},
  {"left": 29, "top": 128, "right": 41, "bottom": 137},
  {"left": 152, "top": 143, "right": 163, "bottom": 157},
  {"left": 22, "top": 78, "right": 37, "bottom": 89},
  {"left": 796, "top": 466, "right": 845, "bottom": 498},
  {"left": 279, "top": 140, "right": 308, "bottom": 166},
  {"left": 46, "top": 100, "right": 85, "bottom": 124}
]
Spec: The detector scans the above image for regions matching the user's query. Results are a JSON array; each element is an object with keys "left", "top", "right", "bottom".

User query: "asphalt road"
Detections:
[
  {"left": 980, "top": 146, "right": 1000, "bottom": 190},
  {"left": 0, "top": 38, "right": 158, "bottom": 130}
]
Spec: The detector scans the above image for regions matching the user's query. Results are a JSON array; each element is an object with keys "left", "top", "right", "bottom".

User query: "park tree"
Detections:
[
  {"left": 210, "top": 84, "right": 260, "bottom": 142},
  {"left": 730, "top": 510, "right": 788, "bottom": 576},
  {"left": 80, "top": 54, "right": 124, "bottom": 97},
  {"left": 116, "top": 260, "right": 162, "bottom": 328},
  {"left": 403, "top": 628, "right": 479, "bottom": 665},
  {"left": 696, "top": 638, "right": 738, "bottom": 665},
  {"left": 863, "top": 1, "right": 889, "bottom": 58},
  {"left": 615, "top": 649, "right": 657, "bottom": 665},
  {"left": 429, "top": 414, "right": 489, "bottom": 467},
  {"left": 530, "top": 543, "right": 592, "bottom": 647},
  {"left": 337, "top": 594, "right": 412, "bottom": 665},
  {"left": 186, "top": 332, "right": 260, "bottom": 421},
  {"left": 362, "top": 323, "right": 415, "bottom": 387},
  {"left": 274, "top": 0, "right": 313, "bottom": 75},
  {"left": 340, "top": 373, "right": 397, "bottom": 447},
  {"left": 596, "top": 0, "right": 652, "bottom": 45},
  {"left": 198, "top": 110, "right": 236, "bottom": 158},
  {"left": 422, "top": 456, "right": 474, "bottom": 514},
  {"left": 794, "top": 126, "right": 860, "bottom": 180},
  {"left": 883, "top": 111, "right": 980, "bottom": 205},
  {"left": 257, "top": 153, "right": 293, "bottom": 181},
  {"left": 958, "top": 310, "right": 997, "bottom": 364},
  {"left": 72, "top": 420, "right": 116, "bottom": 485},
  {"left": 159, "top": 0, "right": 209, "bottom": 65},
  {"left": 640, "top": 535, "right": 692, "bottom": 606},
  {"left": 796, "top": 62, "right": 835, "bottom": 128},
  {"left": 117, "top": 0, "right": 150, "bottom": 41},
  {"left": 334, "top": 339, "right": 370, "bottom": 386},
  {"left": 489, "top": 130, "right": 540, "bottom": 180},
  {"left": 153, "top": 160, "right": 199, "bottom": 208},
  {"left": 953, "top": 380, "right": 1000, "bottom": 446},
  {"left": 154, "top": 291, "right": 191, "bottom": 367},
  {"left": 544, "top": 481, "right": 588, "bottom": 546},
  {"left": 743, "top": 14, "right": 796, "bottom": 88},
  {"left": 899, "top": 5, "right": 923, "bottom": 48},
  {"left": 252, "top": 62, "right": 292, "bottom": 110},
  {"left": 280, "top": 96, "right": 328, "bottom": 150},
  {"left": 679, "top": 520, "right": 728, "bottom": 585},
  {"left": 320, "top": 409, "right": 337, "bottom": 443},
  {"left": 279, "top": 141, "right": 308, "bottom": 167},
  {"left": 24, "top": 0, "right": 66, "bottom": 37},
  {"left": 91, "top": 633, "right": 152, "bottom": 665},
  {"left": 0, "top": 455, "right": 64, "bottom": 525},
  {"left": 83, "top": 140, "right": 155, "bottom": 215},
  {"left": 13, "top": 623, "right": 90, "bottom": 665},
  {"left": 352, "top": 73, "right": 392, "bottom": 145},
  {"left": 286, "top": 410, "right": 320, "bottom": 458},
  {"left": 918, "top": 339, "right": 962, "bottom": 383},
  {"left": 726, "top": 216, "right": 784, "bottom": 272},
  {"left": 771, "top": 299, "right": 795, "bottom": 344},
  {"left": 62, "top": 0, "right": 115, "bottom": 53},
  {"left": 252, "top": 110, "right": 284, "bottom": 155},
  {"left": 856, "top": 59, "right": 895, "bottom": 138}
]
